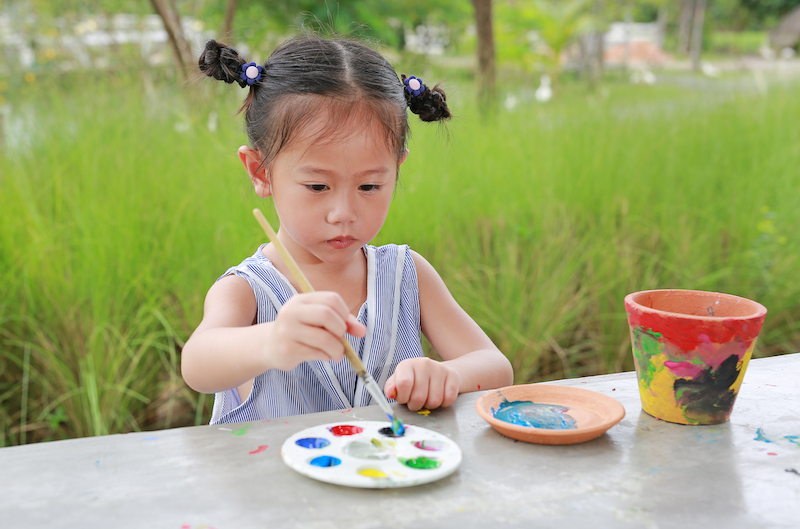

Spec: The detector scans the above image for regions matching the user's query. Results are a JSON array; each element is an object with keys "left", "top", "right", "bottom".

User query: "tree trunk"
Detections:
[
  {"left": 222, "top": 0, "right": 238, "bottom": 39},
  {"left": 769, "top": 4, "right": 800, "bottom": 50},
  {"left": 656, "top": 5, "right": 667, "bottom": 50},
  {"left": 623, "top": 3, "right": 632, "bottom": 71},
  {"left": 594, "top": 29, "right": 604, "bottom": 78},
  {"left": 581, "top": 28, "right": 604, "bottom": 89},
  {"left": 690, "top": 0, "right": 706, "bottom": 71},
  {"left": 579, "top": 35, "right": 590, "bottom": 83},
  {"left": 678, "top": 0, "right": 694, "bottom": 56},
  {"left": 149, "top": 0, "right": 194, "bottom": 79},
  {"left": 592, "top": 1, "right": 604, "bottom": 83},
  {"left": 471, "top": 0, "right": 496, "bottom": 110}
]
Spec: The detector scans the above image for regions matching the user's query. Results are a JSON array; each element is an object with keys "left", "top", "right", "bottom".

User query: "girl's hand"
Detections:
[
  {"left": 267, "top": 292, "right": 367, "bottom": 371},
  {"left": 384, "top": 357, "right": 461, "bottom": 412}
]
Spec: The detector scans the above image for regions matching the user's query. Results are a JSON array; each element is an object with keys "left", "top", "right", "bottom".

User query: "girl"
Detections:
[{"left": 183, "top": 36, "right": 513, "bottom": 424}]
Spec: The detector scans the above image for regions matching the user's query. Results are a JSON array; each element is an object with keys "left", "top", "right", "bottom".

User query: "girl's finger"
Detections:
[
  {"left": 294, "top": 303, "right": 348, "bottom": 338},
  {"left": 406, "top": 364, "right": 431, "bottom": 411},
  {"left": 292, "top": 326, "right": 346, "bottom": 362},
  {"left": 346, "top": 314, "right": 367, "bottom": 337},
  {"left": 384, "top": 378, "right": 398, "bottom": 401},
  {"left": 423, "top": 367, "right": 447, "bottom": 410},
  {"left": 441, "top": 373, "right": 460, "bottom": 408},
  {"left": 392, "top": 365, "right": 415, "bottom": 405}
]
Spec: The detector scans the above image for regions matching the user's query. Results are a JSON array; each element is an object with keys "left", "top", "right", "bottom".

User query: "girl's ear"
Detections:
[
  {"left": 399, "top": 148, "right": 409, "bottom": 167},
  {"left": 238, "top": 146, "right": 272, "bottom": 197}
]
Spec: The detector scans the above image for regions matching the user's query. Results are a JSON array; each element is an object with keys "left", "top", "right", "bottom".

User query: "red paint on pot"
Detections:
[{"left": 625, "top": 290, "right": 766, "bottom": 352}]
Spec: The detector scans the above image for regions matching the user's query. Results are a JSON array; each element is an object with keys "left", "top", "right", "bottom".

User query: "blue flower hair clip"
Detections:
[
  {"left": 241, "top": 61, "right": 264, "bottom": 85},
  {"left": 403, "top": 75, "right": 425, "bottom": 98}
]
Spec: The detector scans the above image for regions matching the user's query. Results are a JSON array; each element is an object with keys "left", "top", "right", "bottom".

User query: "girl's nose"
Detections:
[{"left": 326, "top": 192, "right": 357, "bottom": 224}]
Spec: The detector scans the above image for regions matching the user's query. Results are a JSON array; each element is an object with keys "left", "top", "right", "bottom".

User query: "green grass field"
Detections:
[{"left": 2, "top": 67, "right": 799, "bottom": 445}]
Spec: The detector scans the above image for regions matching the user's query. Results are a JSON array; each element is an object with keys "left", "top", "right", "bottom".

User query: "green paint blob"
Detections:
[
  {"left": 632, "top": 327, "right": 664, "bottom": 386},
  {"left": 400, "top": 456, "right": 442, "bottom": 470}
]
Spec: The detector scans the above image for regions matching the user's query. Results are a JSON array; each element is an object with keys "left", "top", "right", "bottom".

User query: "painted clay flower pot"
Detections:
[{"left": 625, "top": 289, "right": 767, "bottom": 425}]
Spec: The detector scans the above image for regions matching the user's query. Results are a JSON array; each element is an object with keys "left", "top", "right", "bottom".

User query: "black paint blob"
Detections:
[
  {"left": 673, "top": 354, "right": 741, "bottom": 423},
  {"left": 378, "top": 426, "right": 405, "bottom": 438}
]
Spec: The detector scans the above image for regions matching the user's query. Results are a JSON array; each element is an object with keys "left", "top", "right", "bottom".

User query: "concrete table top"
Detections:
[{"left": 2, "top": 354, "right": 799, "bottom": 529}]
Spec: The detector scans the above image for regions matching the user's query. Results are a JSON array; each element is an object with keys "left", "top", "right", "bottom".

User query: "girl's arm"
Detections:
[
  {"left": 384, "top": 251, "right": 514, "bottom": 411},
  {"left": 182, "top": 275, "right": 366, "bottom": 394}
]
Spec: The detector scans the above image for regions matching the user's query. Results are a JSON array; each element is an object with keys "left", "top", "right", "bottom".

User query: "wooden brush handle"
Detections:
[{"left": 252, "top": 209, "right": 367, "bottom": 377}]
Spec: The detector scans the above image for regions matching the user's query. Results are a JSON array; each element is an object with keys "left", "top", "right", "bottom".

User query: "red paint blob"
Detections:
[
  {"left": 626, "top": 307, "right": 764, "bottom": 352},
  {"left": 328, "top": 425, "right": 364, "bottom": 436},
  {"left": 768, "top": 452, "right": 778, "bottom": 456},
  {"left": 249, "top": 445, "right": 268, "bottom": 454},
  {"left": 477, "top": 384, "right": 481, "bottom": 390}
]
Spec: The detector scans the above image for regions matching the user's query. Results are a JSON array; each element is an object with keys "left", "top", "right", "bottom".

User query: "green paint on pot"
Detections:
[{"left": 632, "top": 327, "right": 664, "bottom": 386}]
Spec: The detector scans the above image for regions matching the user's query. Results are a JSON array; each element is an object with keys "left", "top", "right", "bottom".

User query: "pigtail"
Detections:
[
  {"left": 198, "top": 39, "right": 249, "bottom": 88},
  {"left": 401, "top": 74, "right": 451, "bottom": 122}
]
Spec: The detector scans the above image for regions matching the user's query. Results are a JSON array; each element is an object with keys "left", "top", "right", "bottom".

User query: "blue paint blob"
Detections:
[
  {"left": 492, "top": 398, "right": 577, "bottom": 429},
  {"left": 309, "top": 455, "right": 341, "bottom": 467},
  {"left": 295, "top": 437, "right": 331, "bottom": 449},
  {"left": 754, "top": 428, "right": 774, "bottom": 443}
]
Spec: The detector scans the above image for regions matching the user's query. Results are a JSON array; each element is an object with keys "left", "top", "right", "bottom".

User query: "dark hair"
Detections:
[{"left": 198, "top": 37, "right": 450, "bottom": 170}]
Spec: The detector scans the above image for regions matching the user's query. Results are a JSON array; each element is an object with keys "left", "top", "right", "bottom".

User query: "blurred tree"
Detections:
[
  {"left": 221, "top": 0, "right": 237, "bottom": 38},
  {"left": 148, "top": 0, "right": 193, "bottom": 79},
  {"left": 13, "top": 0, "right": 473, "bottom": 69},
  {"left": 739, "top": 0, "right": 800, "bottom": 22},
  {"left": 20, "top": 0, "right": 153, "bottom": 17},
  {"left": 769, "top": 4, "right": 800, "bottom": 49},
  {"left": 585, "top": 1, "right": 606, "bottom": 87},
  {"left": 678, "top": 0, "right": 693, "bottom": 54},
  {"left": 495, "top": 0, "right": 592, "bottom": 84},
  {"left": 194, "top": 0, "right": 470, "bottom": 51},
  {"left": 471, "top": 0, "right": 496, "bottom": 109},
  {"left": 677, "top": 0, "right": 707, "bottom": 67},
  {"left": 690, "top": 0, "right": 707, "bottom": 70},
  {"left": 530, "top": 0, "right": 592, "bottom": 85}
]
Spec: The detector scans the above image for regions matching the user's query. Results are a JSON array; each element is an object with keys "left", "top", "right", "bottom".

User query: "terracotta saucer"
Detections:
[{"left": 475, "top": 384, "right": 626, "bottom": 445}]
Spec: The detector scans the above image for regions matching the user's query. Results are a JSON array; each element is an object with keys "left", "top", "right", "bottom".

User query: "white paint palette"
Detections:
[{"left": 281, "top": 421, "right": 462, "bottom": 488}]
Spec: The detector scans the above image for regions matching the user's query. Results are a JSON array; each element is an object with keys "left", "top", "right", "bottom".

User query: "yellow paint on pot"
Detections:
[
  {"left": 638, "top": 353, "right": 686, "bottom": 424},
  {"left": 729, "top": 340, "right": 756, "bottom": 395}
]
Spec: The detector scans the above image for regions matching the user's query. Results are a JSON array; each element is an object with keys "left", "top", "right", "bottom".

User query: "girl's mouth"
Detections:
[{"left": 327, "top": 237, "right": 356, "bottom": 249}]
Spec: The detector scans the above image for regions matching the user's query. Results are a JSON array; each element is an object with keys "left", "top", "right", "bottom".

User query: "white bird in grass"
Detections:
[
  {"left": 535, "top": 74, "right": 552, "bottom": 103},
  {"left": 701, "top": 62, "right": 721, "bottom": 78}
]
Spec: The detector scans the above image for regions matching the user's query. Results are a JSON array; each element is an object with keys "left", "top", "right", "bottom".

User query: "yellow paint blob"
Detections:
[
  {"left": 639, "top": 353, "right": 685, "bottom": 423},
  {"left": 358, "top": 468, "right": 388, "bottom": 478},
  {"left": 730, "top": 341, "right": 756, "bottom": 395}
]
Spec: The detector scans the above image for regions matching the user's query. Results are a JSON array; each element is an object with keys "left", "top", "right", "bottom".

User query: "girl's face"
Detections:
[{"left": 242, "top": 114, "right": 407, "bottom": 268}]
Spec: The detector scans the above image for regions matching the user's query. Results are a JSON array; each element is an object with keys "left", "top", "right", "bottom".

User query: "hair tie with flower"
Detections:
[
  {"left": 403, "top": 74, "right": 426, "bottom": 98},
  {"left": 241, "top": 62, "right": 264, "bottom": 86}
]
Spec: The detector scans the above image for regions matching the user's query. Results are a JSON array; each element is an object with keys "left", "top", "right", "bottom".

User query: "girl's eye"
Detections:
[
  {"left": 307, "top": 184, "right": 328, "bottom": 192},
  {"left": 359, "top": 184, "right": 380, "bottom": 192}
]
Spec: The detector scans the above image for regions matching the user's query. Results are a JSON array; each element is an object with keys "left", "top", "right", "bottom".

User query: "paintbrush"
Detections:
[{"left": 252, "top": 208, "right": 405, "bottom": 436}]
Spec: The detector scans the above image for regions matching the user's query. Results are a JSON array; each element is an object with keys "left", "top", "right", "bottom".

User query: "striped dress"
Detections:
[{"left": 209, "top": 243, "right": 424, "bottom": 424}]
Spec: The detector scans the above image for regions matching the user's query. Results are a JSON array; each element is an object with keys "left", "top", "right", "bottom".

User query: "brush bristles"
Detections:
[{"left": 390, "top": 415, "right": 405, "bottom": 437}]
